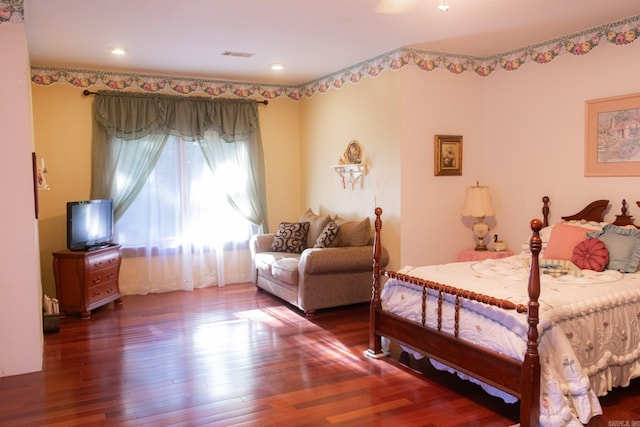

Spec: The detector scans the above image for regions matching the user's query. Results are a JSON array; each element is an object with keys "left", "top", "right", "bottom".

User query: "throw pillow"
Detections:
[
  {"left": 587, "top": 224, "right": 640, "bottom": 273},
  {"left": 543, "top": 223, "right": 590, "bottom": 261},
  {"left": 572, "top": 238, "right": 609, "bottom": 272},
  {"left": 333, "top": 215, "right": 371, "bottom": 247},
  {"left": 269, "top": 222, "right": 310, "bottom": 254},
  {"left": 313, "top": 221, "right": 340, "bottom": 248},
  {"left": 299, "top": 208, "right": 331, "bottom": 249}
]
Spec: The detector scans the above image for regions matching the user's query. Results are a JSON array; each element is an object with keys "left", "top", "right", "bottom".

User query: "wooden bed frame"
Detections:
[{"left": 366, "top": 197, "right": 636, "bottom": 427}]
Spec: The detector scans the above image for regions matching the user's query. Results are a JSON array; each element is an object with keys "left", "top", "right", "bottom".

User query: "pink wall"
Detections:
[
  {"left": 0, "top": 23, "right": 43, "bottom": 376},
  {"left": 484, "top": 41, "right": 640, "bottom": 250},
  {"left": 396, "top": 40, "right": 640, "bottom": 267}
]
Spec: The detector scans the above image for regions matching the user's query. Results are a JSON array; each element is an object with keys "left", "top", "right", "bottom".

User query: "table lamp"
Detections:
[{"left": 462, "top": 182, "right": 495, "bottom": 251}]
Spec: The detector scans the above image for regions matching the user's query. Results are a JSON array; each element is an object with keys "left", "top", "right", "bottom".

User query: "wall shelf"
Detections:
[{"left": 333, "top": 164, "right": 368, "bottom": 190}]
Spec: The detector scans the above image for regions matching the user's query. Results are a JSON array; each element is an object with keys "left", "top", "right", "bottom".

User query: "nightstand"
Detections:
[{"left": 458, "top": 248, "right": 514, "bottom": 262}]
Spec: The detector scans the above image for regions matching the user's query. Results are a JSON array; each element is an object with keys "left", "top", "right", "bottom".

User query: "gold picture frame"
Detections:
[
  {"left": 341, "top": 140, "right": 362, "bottom": 164},
  {"left": 434, "top": 135, "right": 462, "bottom": 176},
  {"left": 585, "top": 92, "right": 640, "bottom": 177}
]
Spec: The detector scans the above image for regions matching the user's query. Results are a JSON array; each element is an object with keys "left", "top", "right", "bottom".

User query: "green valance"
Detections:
[{"left": 92, "top": 91, "right": 259, "bottom": 142}]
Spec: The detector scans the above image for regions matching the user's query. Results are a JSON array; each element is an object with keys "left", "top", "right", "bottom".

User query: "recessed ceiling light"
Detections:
[
  {"left": 271, "top": 63, "right": 285, "bottom": 71},
  {"left": 110, "top": 47, "right": 127, "bottom": 55},
  {"left": 438, "top": 0, "right": 449, "bottom": 12}
]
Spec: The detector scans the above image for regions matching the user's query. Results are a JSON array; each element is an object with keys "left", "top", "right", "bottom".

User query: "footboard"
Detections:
[{"left": 367, "top": 207, "right": 542, "bottom": 427}]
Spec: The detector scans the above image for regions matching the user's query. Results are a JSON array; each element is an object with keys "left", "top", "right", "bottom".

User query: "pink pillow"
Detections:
[
  {"left": 572, "top": 238, "right": 609, "bottom": 271},
  {"left": 544, "top": 223, "right": 590, "bottom": 260}
]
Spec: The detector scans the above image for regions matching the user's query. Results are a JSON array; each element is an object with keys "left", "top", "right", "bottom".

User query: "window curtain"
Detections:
[{"left": 90, "top": 91, "right": 268, "bottom": 294}]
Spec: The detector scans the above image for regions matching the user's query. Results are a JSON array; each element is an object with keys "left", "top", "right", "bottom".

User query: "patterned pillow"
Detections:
[
  {"left": 269, "top": 222, "right": 310, "bottom": 253},
  {"left": 572, "top": 238, "right": 609, "bottom": 272},
  {"left": 313, "top": 221, "right": 340, "bottom": 248}
]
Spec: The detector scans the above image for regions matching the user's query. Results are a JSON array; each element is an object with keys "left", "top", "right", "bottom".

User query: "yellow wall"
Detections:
[
  {"left": 32, "top": 85, "right": 93, "bottom": 297},
  {"left": 299, "top": 72, "right": 402, "bottom": 269},
  {"left": 31, "top": 85, "right": 300, "bottom": 296},
  {"left": 256, "top": 97, "right": 302, "bottom": 231}
]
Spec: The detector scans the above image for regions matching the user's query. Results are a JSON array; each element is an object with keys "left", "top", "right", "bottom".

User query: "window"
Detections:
[
  {"left": 90, "top": 95, "right": 266, "bottom": 293},
  {"left": 116, "top": 136, "right": 258, "bottom": 251}
]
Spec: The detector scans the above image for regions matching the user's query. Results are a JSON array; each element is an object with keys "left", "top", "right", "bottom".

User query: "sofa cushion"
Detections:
[
  {"left": 314, "top": 221, "right": 340, "bottom": 248},
  {"left": 271, "top": 257, "right": 300, "bottom": 286},
  {"left": 299, "top": 208, "right": 331, "bottom": 249},
  {"left": 333, "top": 215, "right": 371, "bottom": 247},
  {"left": 270, "top": 222, "right": 310, "bottom": 253},
  {"left": 254, "top": 252, "right": 295, "bottom": 273}
]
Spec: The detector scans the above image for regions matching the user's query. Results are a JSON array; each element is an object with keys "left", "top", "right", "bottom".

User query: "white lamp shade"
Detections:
[{"left": 462, "top": 185, "right": 495, "bottom": 217}]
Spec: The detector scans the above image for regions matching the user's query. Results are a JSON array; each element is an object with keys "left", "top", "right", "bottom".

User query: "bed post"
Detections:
[
  {"left": 521, "top": 218, "right": 542, "bottom": 427},
  {"left": 542, "top": 196, "right": 550, "bottom": 227},
  {"left": 365, "top": 207, "right": 385, "bottom": 358}
]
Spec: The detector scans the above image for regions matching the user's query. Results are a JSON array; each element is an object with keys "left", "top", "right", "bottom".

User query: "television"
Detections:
[{"left": 66, "top": 199, "right": 114, "bottom": 251}]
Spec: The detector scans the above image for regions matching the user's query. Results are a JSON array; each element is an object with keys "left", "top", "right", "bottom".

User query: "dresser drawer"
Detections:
[
  {"left": 86, "top": 251, "right": 120, "bottom": 272},
  {"left": 87, "top": 281, "right": 120, "bottom": 305},
  {"left": 88, "top": 266, "right": 119, "bottom": 288}
]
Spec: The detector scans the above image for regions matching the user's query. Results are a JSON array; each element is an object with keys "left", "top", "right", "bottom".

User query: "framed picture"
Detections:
[
  {"left": 342, "top": 140, "right": 362, "bottom": 164},
  {"left": 434, "top": 135, "right": 462, "bottom": 176},
  {"left": 32, "top": 152, "right": 39, "bottom": 219},
  {"left": 585, "top": 92, "right": 640, "bottom": 177}
]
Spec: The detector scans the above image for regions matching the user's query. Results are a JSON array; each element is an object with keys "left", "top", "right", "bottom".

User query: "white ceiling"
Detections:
[{"left": 24, "top": 0, "right": 640, "bottom": 86}]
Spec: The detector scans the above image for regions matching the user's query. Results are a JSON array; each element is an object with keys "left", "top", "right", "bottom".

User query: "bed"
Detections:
[{"left": 366, "top": 197, "right": 640, "bottom": 427}]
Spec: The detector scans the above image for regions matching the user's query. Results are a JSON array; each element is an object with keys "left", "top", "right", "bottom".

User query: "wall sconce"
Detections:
[
  {"left": 461, "top": 181, "right": 494, "bottom": 251},
  {"left": 37, "top": 157, "right": 50, "bottom": 190},
  {"left": 333, "top": 164, "right": 368, "bottom": 190}
]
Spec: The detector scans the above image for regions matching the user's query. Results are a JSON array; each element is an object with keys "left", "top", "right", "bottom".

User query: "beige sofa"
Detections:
[{"left": 250, "top": 209, "right": 389, "bottom": 316}]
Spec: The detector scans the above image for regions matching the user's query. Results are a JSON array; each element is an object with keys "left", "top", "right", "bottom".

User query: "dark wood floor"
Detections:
[{"left": 1, "top": 283, "right": 638, "bottom": 426}]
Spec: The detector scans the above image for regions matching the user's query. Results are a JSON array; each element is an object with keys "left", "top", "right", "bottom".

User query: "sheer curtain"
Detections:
[{"left": 90, "top": 91, "right": 268, "bottom": 294}]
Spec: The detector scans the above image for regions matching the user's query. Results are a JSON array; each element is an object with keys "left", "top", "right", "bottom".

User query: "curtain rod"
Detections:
[{"left": 82, "top": 89, "right": 268, "bottom": 105}]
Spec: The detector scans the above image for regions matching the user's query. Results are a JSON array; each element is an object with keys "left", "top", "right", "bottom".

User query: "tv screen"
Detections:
[{"left": 66, "top": 199, "right": 114, "bottom": 251}]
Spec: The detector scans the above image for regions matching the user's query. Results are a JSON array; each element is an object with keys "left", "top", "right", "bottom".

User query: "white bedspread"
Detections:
[{"left": 381, "top": 255, "right": 640, "bottom": 427}]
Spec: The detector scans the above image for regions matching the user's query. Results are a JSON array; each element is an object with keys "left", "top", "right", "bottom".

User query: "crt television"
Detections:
[{"left": 66, "top": 199, "right": 114, "bottom": 251}]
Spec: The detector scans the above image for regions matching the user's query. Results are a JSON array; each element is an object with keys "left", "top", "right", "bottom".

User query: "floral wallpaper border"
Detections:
[
  {"left": 17, "top": 9, "right": 640, "bottom": 100},
  {"left": 0, "top": 0, "right": 24, "bottom": 23}
]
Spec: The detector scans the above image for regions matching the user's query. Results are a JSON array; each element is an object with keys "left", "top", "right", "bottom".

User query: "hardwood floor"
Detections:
[{"left": 1, "top": 283, "right": 638, "bottom": 426}]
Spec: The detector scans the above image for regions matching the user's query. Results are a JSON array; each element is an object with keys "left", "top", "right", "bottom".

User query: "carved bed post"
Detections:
[
  {"left": 366, "top": 207, "right": 384, "bottom": 358},
  {"left": 521, "top": 218, "right": 542, "bottom": 427},
  {"left": 542, "top": 196, "right": 550, "bottom": 227}
]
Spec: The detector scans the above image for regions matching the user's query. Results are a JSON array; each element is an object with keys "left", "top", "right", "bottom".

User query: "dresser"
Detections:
[{"left": 52, "top": 245, "right": 122, "bottom": 319}]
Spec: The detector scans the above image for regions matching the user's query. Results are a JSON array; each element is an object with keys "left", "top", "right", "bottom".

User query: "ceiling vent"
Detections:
[{"left": 221, "top": 51, "right": 255, "bottom": 58}]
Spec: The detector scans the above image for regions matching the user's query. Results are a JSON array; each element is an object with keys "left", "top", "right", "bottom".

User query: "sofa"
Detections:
[{"left": 250, "top": 209, "right": 389, "bottom": 316}]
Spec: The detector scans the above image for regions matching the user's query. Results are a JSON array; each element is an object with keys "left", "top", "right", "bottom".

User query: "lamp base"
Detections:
[{"left": 472, "top": 218, "right": 490, "bottom": 252}]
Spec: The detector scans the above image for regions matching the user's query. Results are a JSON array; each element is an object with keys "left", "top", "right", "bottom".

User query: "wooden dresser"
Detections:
[{"left": 52, "top": 245, "right": 122, "bottom": 319}]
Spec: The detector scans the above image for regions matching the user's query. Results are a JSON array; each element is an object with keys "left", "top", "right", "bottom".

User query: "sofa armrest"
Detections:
[
  {"left": 299, "top": 245, "right": 389, "bottom": 275},
  {"left": 251, "top": 233, "right": 275, "bottom": 255}
]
